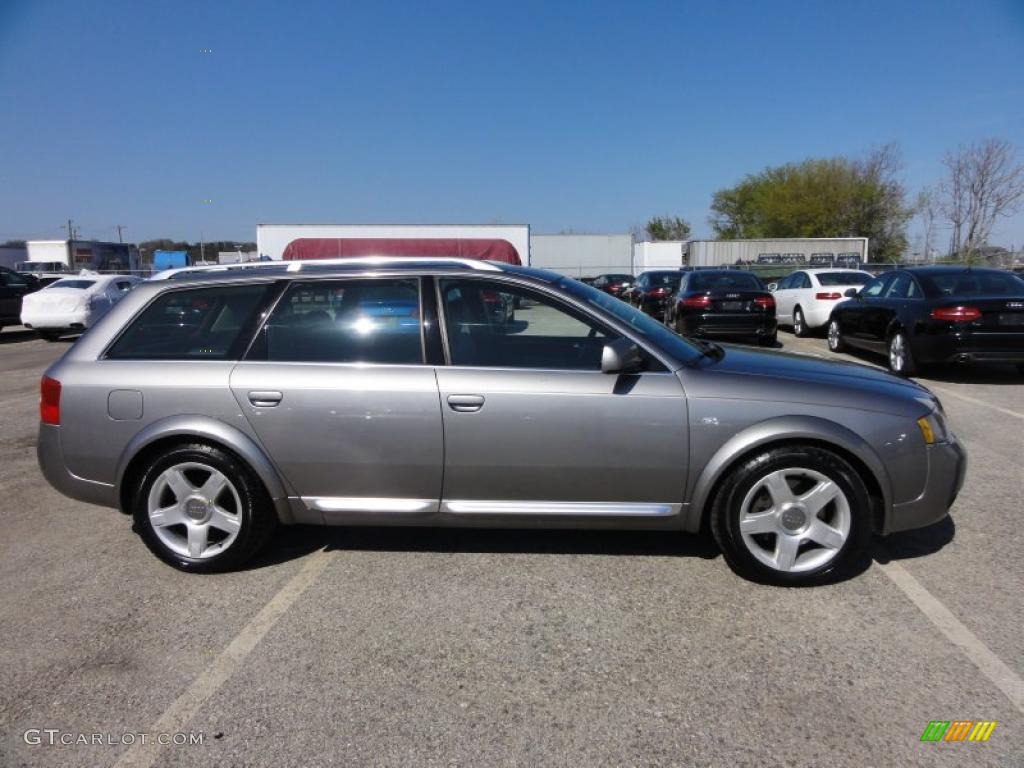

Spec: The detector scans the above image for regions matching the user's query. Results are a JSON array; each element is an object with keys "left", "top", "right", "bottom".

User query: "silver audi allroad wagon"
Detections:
[{"left": 37, "top": 258, "right": 966, "bottom": 585}]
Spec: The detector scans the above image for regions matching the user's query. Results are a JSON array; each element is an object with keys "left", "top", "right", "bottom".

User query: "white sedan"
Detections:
[
  {"left": 20, "top": 274, "right": 142, "bottom": 340},
  {"left": 769, "top": 268, "right": 874, "bottom": 336}
]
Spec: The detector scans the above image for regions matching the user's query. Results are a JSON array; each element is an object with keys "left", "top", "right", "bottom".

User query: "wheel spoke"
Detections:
[
  {"left": 806, "top": 519, "right": 845, "bottom": 550},
  {"left": 800, "top": 479, "right": 840, "bottom": 516},
  {"left": 200, "top": 471, "right": 228, "bottom": 503},
  {"left": 150, "top": 504, "right": 185, "bottom": 528},
  {"left": 762, "top": 471, "right": 795, "bottom": 507},
  {"left": 773, "top": 534, "right": 800, "bottom": 571},
  {"left": 187, "top": 524, "right": 208, "bottom": 558},
  {"left": 740, "top": 511, "right": 778, "bottom": 535},
  {"left": 209, "top": 505, "right": 241, "bottom": 534},
  {"left": 163, "top": 468, "right": 195, "bottom": 501}
]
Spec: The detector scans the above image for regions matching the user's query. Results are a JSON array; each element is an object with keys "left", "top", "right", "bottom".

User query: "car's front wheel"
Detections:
[
  {"left": 710, "top": 445, "right": 872, "bottom": 586},
  {"left": 888, "top": 330, "right": 917, "bottom": 376},
  {"left": 132, "top": 443, "right": 277, "bottom": 572},
  {"left": 792, "top": 307, "right": 808, "bottom": 337},
  {"left": 827, "top": 318, "right": 846, "bottom": 352}
]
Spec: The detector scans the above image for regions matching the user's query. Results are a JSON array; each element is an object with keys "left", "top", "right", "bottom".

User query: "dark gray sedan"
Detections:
[{"left": 37, "top": 258, "right": 965, "bottom": 585}]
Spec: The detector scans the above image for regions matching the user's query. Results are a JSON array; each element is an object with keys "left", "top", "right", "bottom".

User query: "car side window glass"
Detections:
[
  {"left": 799, "top": 273, "right": 812, "bottom": 289},
  {"left": 777, "top": 275, "right": 792, "bottom": 290},
  {"left": 439, "top": 279, "right": 617, "bottom": 370},
  {"left": 860, "top": 275, "right": 889, "bottom": 298},
  {"left": 255, "top": 279, "right": 423, "bottom": 365},
  {"left": 106, "top": 284, "right": 270, "bottom": 360},
  {"left": 884, "top": 274, "right": 909, "bottom": 299}
]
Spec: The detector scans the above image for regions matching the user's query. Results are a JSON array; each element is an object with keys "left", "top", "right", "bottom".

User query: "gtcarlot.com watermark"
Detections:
[{"left": 24, "top": 729, "right": 204, "bottom": 747}]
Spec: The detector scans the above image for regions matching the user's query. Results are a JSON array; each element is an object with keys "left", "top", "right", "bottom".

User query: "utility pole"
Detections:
[
  {"left": 61, "top": 218, "right": 78, "bottom": 268},
  {"left": 115, "top": 225, "right": 125, "bottom": 243}
]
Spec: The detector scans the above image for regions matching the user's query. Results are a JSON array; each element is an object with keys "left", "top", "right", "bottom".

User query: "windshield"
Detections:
[
  {"left": 47, "top": 279, "right": 96, "bottom": 290},
  {"left": 556, "top": 276, "right": 702, "bottom": 364},
  {"left": 690, "top": 272, "right": 764, "bottom": 291},
  {"left": 816, "top": 272, "right": 870, "bottom": 286}
]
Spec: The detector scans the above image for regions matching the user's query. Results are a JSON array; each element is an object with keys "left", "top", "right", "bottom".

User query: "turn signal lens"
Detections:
[
  {"left": 930, "top": 306, "right": 981, "bottom": 322},
  {"left": 40, "top": 376, "right": 61, "bottom": 425},
  {"left": 917, "top": 416, "right": 935, "bottom": 445}
]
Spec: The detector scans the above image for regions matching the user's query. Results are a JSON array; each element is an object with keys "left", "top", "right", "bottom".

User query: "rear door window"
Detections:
[
  {"left": 106, "top": 284, "right": 271, "bottom": 360},
  {"left": 250, "top": 278, "right": 424, "bottom": 365}
]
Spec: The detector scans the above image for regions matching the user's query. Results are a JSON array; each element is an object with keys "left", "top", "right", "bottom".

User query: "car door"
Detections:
[
  {"left": 0, "top": 269, "right": 34, "bottom": 322},
  {"left": 434, "top": 276, "right": 689, "bottom": 518},
  {"left": 831, "top": 274, "right": 888, "bottom": 350},
  {"left": 859, "top": 273, "right": 907, "bottom": 350},
  {"left": 772, "top": 273, "right": 795, "bottom": 322},
  {"left": 229, "top": 277, "right": 444, "bottom": 519}
]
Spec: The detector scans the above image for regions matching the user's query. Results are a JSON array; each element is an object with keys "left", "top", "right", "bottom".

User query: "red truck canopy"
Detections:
[{"left": 281, "top": 238, "right": 522, "bottom": 265}]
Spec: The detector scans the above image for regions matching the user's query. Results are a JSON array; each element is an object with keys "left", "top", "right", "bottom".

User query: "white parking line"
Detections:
[
  {"left": 928, "top": 384, "right": 1024, "bottom": 421},
  {"left": 876, "top": 558, "right": 1024, "bottom": 714},
  {"left": 113, "top": 549, "right": 332, "bottom": 768}
]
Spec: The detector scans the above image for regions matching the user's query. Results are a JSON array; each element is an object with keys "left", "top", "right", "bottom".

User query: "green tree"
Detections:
[
  {"left": 645, "top": 215, "right": 691, "bottom": 241},
  {"left": 709, "top": 145, "right": 913, "bottom": 262}
]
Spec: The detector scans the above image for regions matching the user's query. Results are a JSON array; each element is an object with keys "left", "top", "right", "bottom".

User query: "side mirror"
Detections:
[
  {"left": 844, "top": 288, "right": 860, "bottom": 298},
  {"left": 767, "top": 283, "right": 778, "bottom": 292},
  {"left": 601, "top": 337, "right": 645, "bottom": 374}
]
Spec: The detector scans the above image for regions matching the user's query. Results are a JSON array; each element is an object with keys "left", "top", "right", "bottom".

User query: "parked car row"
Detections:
[
  {"left": 612, "top": 265, "right": 1024, "bottom": 376},
  {"left": 0, "top": 265, "right": 142, "bottom": 341}
]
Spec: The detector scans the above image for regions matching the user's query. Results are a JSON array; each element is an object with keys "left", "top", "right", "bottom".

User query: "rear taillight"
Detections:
[
  {"left": 682, "top": 295, "right": 712, "bottom": 309},
  {"left": 648, "top": 288, "right": 667, "bottom": 297},
  {"left": 815, "top": 292, "right": 842, "bottom": 300},
  {"left": 753, "top": 296, "right": 775, "bottom": 310},
  {"left": 930, "top": 306, "right": 981, "bottom": 322},
  {"left": 40, "top": 376, "right": 61, "bottom": 425}
]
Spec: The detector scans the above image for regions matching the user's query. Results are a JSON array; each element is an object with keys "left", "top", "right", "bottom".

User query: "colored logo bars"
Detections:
[{"left": 920, "top": 721, "right": 997, "bottom": 742}]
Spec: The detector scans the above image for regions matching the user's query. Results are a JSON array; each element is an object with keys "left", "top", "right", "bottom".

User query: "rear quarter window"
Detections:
[{"left": 106, "top": 284, "right": 271, "bottom": 360}]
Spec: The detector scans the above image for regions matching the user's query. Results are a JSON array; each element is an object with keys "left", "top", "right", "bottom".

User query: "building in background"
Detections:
[
  {"left": 686, "top": 238, "right": 869, "bottom": 267},
  {"left": 217, "top": 249, "right": 259, "bottom": 264},
  {"left": 152, "top": 250, "right": 188, "bottom": 271},
  {"left": 0, "top": 244, "right": 28, "bottom": 270},
  {"left": 256, "top": 224, "right": 530, "bottom": 265},
  {"left": 530, "top": 234, "right": 633, "bottom": 278},
  {"left": 22, "top": 240, "right": 140, "bottom": 273},
  {"left": 633, "top": 241, "right": 685, "bottom": 272}
]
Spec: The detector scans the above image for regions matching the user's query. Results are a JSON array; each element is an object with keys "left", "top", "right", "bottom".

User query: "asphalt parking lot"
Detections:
[{"left": 1, "top": 324, "right": 1021, "bottom": 768}]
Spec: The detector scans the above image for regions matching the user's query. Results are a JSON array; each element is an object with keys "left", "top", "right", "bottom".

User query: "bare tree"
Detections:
[
  {"left": 940, "top": 138, "right": 1024, "bottom": 260},
  {"left": 915, "top": 187, "right": 940, "bottom": 263}
]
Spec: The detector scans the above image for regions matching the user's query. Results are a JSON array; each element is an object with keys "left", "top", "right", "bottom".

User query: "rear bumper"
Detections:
[
  {"left": 885, "top": 439, "right": 967, "bottom": 534},
  {"left": 37, "top": 424, "right": 118, "bottom": 508},
  {"left": 679, "top": 313, "right": 777, "bottom": 338},
  {"left": 21, "top": 308, "right": 91, "bottom": 330},
  {"left": 914, "top": 331, "right": 1024, "bottom": 365}
]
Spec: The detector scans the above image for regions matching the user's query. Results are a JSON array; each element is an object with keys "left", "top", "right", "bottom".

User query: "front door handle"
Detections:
[
  {"left": 447, "top": 394, "right": 485, "bottom": 413},
  {"left": 248, "top": 390, "right": 283, "bottom": 408}
]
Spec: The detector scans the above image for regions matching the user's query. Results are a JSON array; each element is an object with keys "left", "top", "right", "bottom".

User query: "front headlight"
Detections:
[{"left": 916, "top": 410, "right": 950, "bottom": 445}]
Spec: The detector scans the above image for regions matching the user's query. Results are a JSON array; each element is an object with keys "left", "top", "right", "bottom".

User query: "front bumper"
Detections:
[
  {"left": 885, "top": 438, "right": 967, "bottom": 534},
  {"left": 37, "top": 424, "right": 118, "bottom": 508}
]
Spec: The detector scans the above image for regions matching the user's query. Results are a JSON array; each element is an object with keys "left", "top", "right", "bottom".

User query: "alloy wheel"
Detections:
[
  {"left": 146, "top": 462, "right": 243, "bottom": 559},
  {"left": 889, "top": 333, "right": 905, "bottom": 372},
  {"left": 737, "top": 467, "right": 851, "bottom": 573},
  {"left": 827, "top": 320, "right": 841, "bottom": 351}
]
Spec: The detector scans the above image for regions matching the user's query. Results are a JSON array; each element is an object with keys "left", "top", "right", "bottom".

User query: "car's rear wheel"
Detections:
[
  {"left": 758, "top": 331, "right": 777, "bottom": 347},
  {"left": 888, "top": 330, "right": 917, "bottom": 376},
  {"left": 827, "top": 318, "right": 846, "bottom": 352},
  {"left": 792, "top": 307, "right": 808, "bottom": 337},
  {"left": 710, "top": 445, "right": 872, "bottom": 586},
  {"left": 38, "top": 330, "right": 62, "bottom": 342},
  {"left": 132, "top": 443, "right": 277, "bottom": 572}
]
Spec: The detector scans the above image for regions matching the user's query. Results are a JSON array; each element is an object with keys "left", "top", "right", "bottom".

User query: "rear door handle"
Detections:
[
  {"left": 248, "top": 390, "right": 283, "bottom": 407},
  {"left": 447, "top": 394, "right": 485, "bottom": 413}
]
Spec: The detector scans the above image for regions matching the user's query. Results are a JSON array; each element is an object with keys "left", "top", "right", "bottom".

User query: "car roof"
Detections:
[
  {"left": 799, "top": 267, "right": 872, "bottom": 274},
  {"left": 902, "top": 265, "right": 1010, "bottom": 276}
]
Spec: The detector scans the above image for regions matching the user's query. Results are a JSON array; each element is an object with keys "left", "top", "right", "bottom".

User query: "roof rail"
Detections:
[{"left": 150, "top": 256, "right": 503, "bottom": 280}]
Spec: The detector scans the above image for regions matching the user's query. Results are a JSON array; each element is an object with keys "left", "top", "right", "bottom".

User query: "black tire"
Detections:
[
  {"left": 758, "top": 331, "right": 777, "bottom": 347},
  {"left": 39, "top": 330, "right": 63, "bottom": 342},
  {"left": 792, "top": 307, "right": 809, "bottom": 337},
  {"left": 827, "top": 318, "right": 847, "bottom": 353},
  {"left": 1016, "top": 363, "right": 1024, "bottom": 375},
  {"left": 710, "top": 445, "right": 873, "bottom": 586},
  {"left": 132, "top": 442, "right": 278, "bottom": 573},
  {"left": 887, "top": 329, "right": 917, "bottom": 376}
]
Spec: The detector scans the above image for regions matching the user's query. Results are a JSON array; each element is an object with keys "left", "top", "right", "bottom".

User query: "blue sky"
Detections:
[{"left": 2, "top": 0, "right": 1023, "bottom": 249}]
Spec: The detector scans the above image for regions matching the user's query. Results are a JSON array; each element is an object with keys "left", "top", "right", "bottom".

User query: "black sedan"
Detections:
[
  {"left": 826, "top": 266, "right": 1024, "bottom": 375},
  {"left": 0, "top": 266, "right": 41, "bottom": 330},
  {"left": 624, "top": 270, "right": 684, "bottom": 317},
  {"left": 666, "top": 270, "right": 777, "bottom": 346}
]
